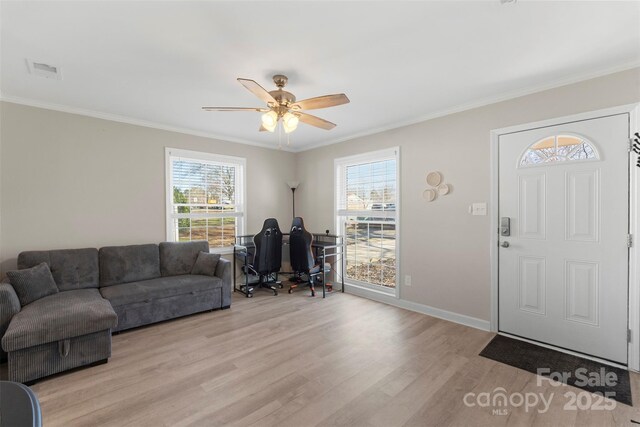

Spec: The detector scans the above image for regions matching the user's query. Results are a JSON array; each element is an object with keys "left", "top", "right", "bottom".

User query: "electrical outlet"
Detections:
[{"left": 404, "top": 275, "right": 412, "bottom": 286}]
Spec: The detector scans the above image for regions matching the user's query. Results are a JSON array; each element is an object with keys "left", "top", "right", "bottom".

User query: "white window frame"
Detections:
[
  {"left": 165, "top": 147, "right": 247, "bottom": 254},
  {"left": 335, "top": 147, "right": 400, "bottom": 298}
]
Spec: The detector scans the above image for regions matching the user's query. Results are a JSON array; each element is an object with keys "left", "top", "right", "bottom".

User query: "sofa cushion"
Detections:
[
  {"left": 99, "top": 275, "right": 222, "bottom": 307},
  {"left": 159, "top": 241, "right": 209, "bottom": 277},
  {"left": 18, "top": 248, "right": 99, "bottom": 291},
  {"left": 6, "top": 262, "right": 59, "bottom": 306},
  {"left": 1, "top": 289, "right": 117, "bottom": 352},
  {"left": 99, "top": 244, "right": 161, "bottom": 287},
  {"left": 191, "top": 251, "right": 221, "bottom": 276}
]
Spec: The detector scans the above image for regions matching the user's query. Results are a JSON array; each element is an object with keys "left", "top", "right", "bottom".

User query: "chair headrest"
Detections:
[
  {"left": 290, "top": 217, "right": 305, "bottom": 233},
  {"left": 260, "top": 218, "right": 281, "bottom": 234}
]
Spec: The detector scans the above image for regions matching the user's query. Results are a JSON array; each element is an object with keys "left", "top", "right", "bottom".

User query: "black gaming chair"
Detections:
[
  {"left": 239, "top": 218, "right": 283, "bottom": 297},
  {"left": 288, "top": 217, "right": 328, "bottom": 297}
]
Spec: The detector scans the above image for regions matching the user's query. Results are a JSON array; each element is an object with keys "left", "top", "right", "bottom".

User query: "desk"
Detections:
[{"left": 233, "top": 233, "right": 345, "bottom": 298}]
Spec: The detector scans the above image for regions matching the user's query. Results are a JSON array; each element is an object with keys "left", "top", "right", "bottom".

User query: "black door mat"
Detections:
[{"left": 480, "top": 334, "right": 632, "bottom": 406}]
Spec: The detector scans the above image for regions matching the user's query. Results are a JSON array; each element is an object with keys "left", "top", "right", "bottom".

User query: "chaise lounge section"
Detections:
[{"left": 1, "top": 248, "right": 117, "bottom": 383}]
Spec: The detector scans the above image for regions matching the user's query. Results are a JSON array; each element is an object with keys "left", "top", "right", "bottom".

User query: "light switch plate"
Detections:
[{"left": 471, "top": 203, "right": 487, "bottom": 216}]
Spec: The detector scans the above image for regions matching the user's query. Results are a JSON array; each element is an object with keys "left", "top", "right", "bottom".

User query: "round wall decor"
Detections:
[
  {"left": 423, "top": 189, "right": 437, "bottom": 202},
  {"left": 426, "top": 171, "right": 442, "bottom": 187}
]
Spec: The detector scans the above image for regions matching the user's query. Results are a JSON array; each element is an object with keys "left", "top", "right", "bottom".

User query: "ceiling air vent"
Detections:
[{"left": 26, "top": 59, "right": 63, "bottom": 80}]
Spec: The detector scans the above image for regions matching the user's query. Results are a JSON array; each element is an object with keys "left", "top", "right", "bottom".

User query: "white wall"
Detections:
[
  {"left": 0, "top": 102, "right": 296, "bottom": 273},
  {"left": 294, "top": 68, "right": 640, "bottom": 323}
]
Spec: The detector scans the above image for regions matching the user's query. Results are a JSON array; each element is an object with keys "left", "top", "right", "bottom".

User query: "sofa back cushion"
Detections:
[
  {"left": 160, "top": 241, "right": 209, "bottom": 277},
  {"left": 99, "top": 244, "right": 161, "bottom": 287},
  {"left": 18, "top": 248, "right": 99, "bottom": 291}
]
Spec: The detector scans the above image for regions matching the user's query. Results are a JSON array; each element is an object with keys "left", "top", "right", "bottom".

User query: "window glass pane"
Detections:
[
  {"left": 173, "top": 160, "right": 237, "bottom": 207},
  {"left": 222, "top": 217, "right": 237, "bottom": 247},
  {"left": 531, "top": 136, "right": 554, "bottom": 150},
  {"left": 191, "top": 226, "right": 206, "bottom": 241},
  {"left": 520, "top": 135, "right": 598, "bottom": 167},
  {"left": 169, "top": 153, "right": 243, "bottom": 248},
  {"left": 206, "top": 222, "right": 222, "bottom": 247},
  {"left": 344, "top": 216, "right": 396, "bottom": 288},
  {"left": 177, "top": 223, "right": 191, "bottom": 242},
  {"left": 567, "top": 141, "right": 595, "bottom": 160},
  {"left": 344, "top": 159, "right": 395, "bottom": 212}
]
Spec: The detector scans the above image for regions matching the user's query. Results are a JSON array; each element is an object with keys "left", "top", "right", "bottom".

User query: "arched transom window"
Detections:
[{"left": 520, "top": 135, "right": 599, "bottom": 167}]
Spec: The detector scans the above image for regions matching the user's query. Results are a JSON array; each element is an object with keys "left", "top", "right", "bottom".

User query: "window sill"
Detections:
[{"left": 209, "top": 247, "right": 235, "bottom": 256}]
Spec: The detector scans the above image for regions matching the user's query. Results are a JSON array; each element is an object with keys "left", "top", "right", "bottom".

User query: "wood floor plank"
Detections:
[{"left": 15, "top": 291, "right": 640, "bottom": 426}]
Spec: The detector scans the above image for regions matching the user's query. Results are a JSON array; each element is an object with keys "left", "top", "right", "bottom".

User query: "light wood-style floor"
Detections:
[{"left": 24, "top": 291, "right": 640, "bottom": 426}]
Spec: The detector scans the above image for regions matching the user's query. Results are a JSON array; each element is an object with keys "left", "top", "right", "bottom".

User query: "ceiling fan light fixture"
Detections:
[
  {"left": 203, "top": 75, "right": 349, "bottom": 141},
  {"left": 261, "top": 110, "right": 278, "bottom": 132},
  {"left": 282, "top": 112, "right": 299, "bottom": 134}
]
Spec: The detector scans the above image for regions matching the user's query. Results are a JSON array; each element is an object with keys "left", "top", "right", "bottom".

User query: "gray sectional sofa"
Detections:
[{"left": 0, "top": 241, "right": 231, "bottom": 383}]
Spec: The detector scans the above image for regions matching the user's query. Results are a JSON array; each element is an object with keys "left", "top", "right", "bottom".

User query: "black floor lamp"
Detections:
[{"left": 287, "top": 181, "right": 300, "bottom": 218}]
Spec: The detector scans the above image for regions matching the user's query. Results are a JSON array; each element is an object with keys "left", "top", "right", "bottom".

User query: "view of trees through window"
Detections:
[
  {"left": 520, "top": 135, "right": 598, "bottom": 166},
  {"left": 339, "top": 157, "right": 397, "bottom": 289},
  {"left": 170, "top": 158, "right": 241, "bottom": 248}
]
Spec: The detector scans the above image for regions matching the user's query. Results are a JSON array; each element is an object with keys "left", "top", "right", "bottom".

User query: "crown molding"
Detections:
[
  {"left": 0, "top": 95, "right": 295, "bottom": 152},
  {"left": 2, "top": 60, "right": 639, "bottom": 154},
  {"left": 296, "top": 60, "right": 640, "bottom": 153}
]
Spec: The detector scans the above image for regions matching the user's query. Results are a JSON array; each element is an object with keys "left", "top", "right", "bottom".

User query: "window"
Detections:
[
  {"left": 166, "top": 148, "right": 245, "bottom": 252},
  {"left": 520, "top": 134, "right": 598, "bottom": 167},
  {"left": 335, "top": 148, "right": 399, "bottom": 295}
]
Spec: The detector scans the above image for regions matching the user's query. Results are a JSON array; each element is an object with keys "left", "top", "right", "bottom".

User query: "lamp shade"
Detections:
[
  {"left": 282, "top": 112, "right": 299, "bottom": 134},
  {"left": 261, "top": 110, "right": 278, "bottom": 132}
]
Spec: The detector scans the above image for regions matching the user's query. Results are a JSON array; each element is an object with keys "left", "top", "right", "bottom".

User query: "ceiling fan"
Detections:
[{"left": 202, "top": 74, "right": 350, "bottom": 134}]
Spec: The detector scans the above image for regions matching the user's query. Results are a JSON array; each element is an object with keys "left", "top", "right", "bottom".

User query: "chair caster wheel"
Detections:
[
  {"left": 288, "top": 289, "right": 293, "bottom": 294},
  {"left": 310, "top": 291, "right": 316, "bottom": 297},
  {"left": 273, "top": 291, "right": 278, "bottom": 296},
  {"left": 278, "top": 284, "right": 284, "bottom": 289},
  {"left": 247, "top": 293, "right": 253, "bottom": 298}
]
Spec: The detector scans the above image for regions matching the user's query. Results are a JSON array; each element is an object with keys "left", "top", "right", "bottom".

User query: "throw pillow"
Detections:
[
  {"left": 6, "top": 262, "right": 59, "bottom": 306},
  {"left": 191, "top": 252, "right": 221, "bottom": 277}
]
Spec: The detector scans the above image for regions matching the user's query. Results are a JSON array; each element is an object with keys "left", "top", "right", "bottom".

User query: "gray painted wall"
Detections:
[{"left": 1, "top": 68, "right": 638, "bottom": 323}]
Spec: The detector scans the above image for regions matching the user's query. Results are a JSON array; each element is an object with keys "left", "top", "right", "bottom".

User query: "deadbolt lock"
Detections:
[{"left": 500, "top": 217, "right": 511, "bottom": 236}]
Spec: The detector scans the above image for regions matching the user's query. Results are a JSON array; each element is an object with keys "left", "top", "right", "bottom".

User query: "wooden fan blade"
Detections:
[
  {"left": 259, "top": 125, "right": 268, "bottom": 132},
  {"left": 237, "top": 78, "right": 278, "bottom": 106},
  {"left": 297, "top": 112, "right": 336, "bottom": 130},
  {"left": 202, "top": 107, "right": 266, "bottom": 112},
  {"left": 292, "top": 94, "right": 349, "bottom": 111}
]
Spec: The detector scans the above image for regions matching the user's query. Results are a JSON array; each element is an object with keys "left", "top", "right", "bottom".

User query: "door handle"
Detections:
[{"left": 500, "top": 241, "right": 510, "bottom": 248}]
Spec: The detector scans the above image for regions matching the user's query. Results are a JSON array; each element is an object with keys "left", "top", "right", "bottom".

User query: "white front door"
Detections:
[{"left": 498, "top": 113, "right": 630, "bottom": 364}]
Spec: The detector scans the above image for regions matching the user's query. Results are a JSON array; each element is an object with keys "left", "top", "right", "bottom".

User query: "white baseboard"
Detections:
[{"left": 344, "top": 284, "right": 490, "bottom": 332}]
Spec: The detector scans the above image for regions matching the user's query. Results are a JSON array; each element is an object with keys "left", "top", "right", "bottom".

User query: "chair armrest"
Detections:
[
  {"left": 215, "top": 258, "right": 232, "bottom": 307},
  {"left": 0, "top": 279, "right": 21, "bottom": 361}
]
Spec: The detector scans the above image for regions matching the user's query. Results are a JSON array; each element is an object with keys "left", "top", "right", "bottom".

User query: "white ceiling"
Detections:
[{"left": 2, "top": 1, "right": 639, "bottom": 152}]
